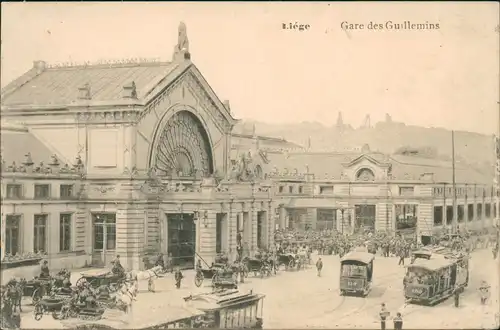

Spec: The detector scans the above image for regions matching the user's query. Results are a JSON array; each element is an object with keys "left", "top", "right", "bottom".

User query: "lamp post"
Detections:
[{"left": 341, "top": 208, "right": 345, "bottom": 234}]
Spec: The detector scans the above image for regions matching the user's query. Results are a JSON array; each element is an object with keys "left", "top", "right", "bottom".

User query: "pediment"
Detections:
[
  {"left": 342, "top": 154, "right": 390, "bottom": 169},
  {"left": 140, "top": 64, "right": 237, "bottom": 134}
]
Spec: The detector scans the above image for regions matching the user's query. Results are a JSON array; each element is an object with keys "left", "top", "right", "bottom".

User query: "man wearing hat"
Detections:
[
  {"left": 379, "top": 303, "right": 390, "bottom": 330},
  {"left": 393, "top": 312, "right": 403, "bottom": 330}
]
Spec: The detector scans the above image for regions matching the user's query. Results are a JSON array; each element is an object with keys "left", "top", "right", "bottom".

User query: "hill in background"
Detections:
[{"left": 234, "top": 116, "right": 494, "bottom": 176}]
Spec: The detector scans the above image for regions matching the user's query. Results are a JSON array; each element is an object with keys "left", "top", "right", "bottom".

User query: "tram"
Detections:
[
  {"left": 404, "top": 252, "right": 469, "bottom": 305},
  {"left": 185, "top": 289, "right": 265, "bottom": 329},
  {"left": 339, "top": 251, "right": 375, "bottom": 297}
]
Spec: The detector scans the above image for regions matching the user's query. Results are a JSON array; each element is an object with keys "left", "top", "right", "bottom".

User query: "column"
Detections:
[
  {"left": 251, "top": 203, "right": 258, "bottom": 254},
  {"left": 464, "top": 187, "right": 468, "bottom": 228},
  {"left": 279, "top": 206, "right": 286, "bottom": 228},
  {"left": 308, "top": 208, "right": 318, "bottom": 230},
  {"left": 199, "top": 209, "right": 216, "bottom": 265},
  {"left": 228, "top": 205, "right": 238, "bottom": 261},
  {"left": 116, "top": 203, "right": 145, "bottom": 271}
]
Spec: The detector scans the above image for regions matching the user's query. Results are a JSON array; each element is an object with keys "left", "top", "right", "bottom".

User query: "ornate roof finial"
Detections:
[
  {"left": 23, "top": 152, "right": 34, "bottom": 166},
  {"left": 49, "top": 154, "right": 60, "bottom": 166},
  {"left": 173, "top": 22, "right": 190, "bottom": 62}
]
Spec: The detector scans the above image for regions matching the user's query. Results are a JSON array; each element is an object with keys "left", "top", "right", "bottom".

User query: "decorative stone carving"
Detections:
[
  {"left": 173, "top": 22, "right": 190, "bottom": 61},
  {"left": 355, "top": 168, "right": 375, "bottom": 181},
  {"left": 76, "top": 110, "right": 139, "bottom": 124},
  {"left": 94, "top": 185, "right": 116, "bottom": 194},
  {"left": 229, "top": 152, "right": 258, "bottom": 182},
  {"left": 123, "top": 81, "right": 137, "bottom": 99}
]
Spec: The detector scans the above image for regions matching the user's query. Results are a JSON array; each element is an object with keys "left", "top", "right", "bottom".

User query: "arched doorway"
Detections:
[
  {"left": 151, "top": 110, "right": 214, "bottom": 178},
  {"left": 151, "top": 110, "right": 214, "bottom": 269}
]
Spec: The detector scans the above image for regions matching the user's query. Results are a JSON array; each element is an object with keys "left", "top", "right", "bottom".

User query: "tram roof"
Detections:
[
  {"left": 186, "top": 289, "right": 265, "bottom": 311},
  {"left": 406, "top": 258, "right": 454, "bottom": 271},
  {"left": 340, "top": 251, "right": 375, "bottom": 264},
  {"left": 62, "top": 304, "right": 205, "bottom": 329}
]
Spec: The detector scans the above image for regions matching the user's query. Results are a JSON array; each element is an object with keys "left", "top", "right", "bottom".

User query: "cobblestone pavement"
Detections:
[{"left": 20, "top": 249, "right": 499, "bottom": 329}]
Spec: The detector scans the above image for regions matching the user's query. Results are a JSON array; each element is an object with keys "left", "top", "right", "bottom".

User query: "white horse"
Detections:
[
  {"left": 110, "top": 282, "right": 136, "bottom": 314},
  {"left": 127, "top": 265, "right": 162, "bottom": 292}
]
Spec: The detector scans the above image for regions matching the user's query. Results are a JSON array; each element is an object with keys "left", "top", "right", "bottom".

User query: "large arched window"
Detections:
[
  {"left": 355, "top": 168, "right": 375, "bottom": 181},
  {"left": 152, "top": 111, "right": 214, "bottom": 177}
]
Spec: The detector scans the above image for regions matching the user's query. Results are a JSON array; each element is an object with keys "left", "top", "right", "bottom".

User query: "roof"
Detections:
[
  {"left": 62, "top": 305, "right": 204, "bottom": 330},
  {"left": 406, "top": 258, "right": 454, "bottom": 271},
  {"left": 187, "top": 289, "right": 264, "bottom": 311},
  {"left": 266, "top": 151, "right": 493, "bottom": 184},
  {"left": 1, "top": 61, "right": 181, "bottom": 106},
  {"left": 340, "top": 251, "right": 375, "bottom": 264},
  {"left": 1, "top": 127, "right": 54, "bottom": 166}
]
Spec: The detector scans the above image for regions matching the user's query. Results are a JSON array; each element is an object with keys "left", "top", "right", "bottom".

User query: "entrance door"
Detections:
[
  {"left": 91, "top": 213, "right": 117, "bottom": 267},
  {"left": 354, "top": 205, "right": 376, "bottom": 232},
  {"left": 167, "top": 213, "right": 196, "bottom": 269}
]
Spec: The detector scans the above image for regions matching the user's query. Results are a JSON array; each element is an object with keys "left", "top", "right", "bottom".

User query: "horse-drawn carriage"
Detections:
[
  {"left": 240, "top": 256, "right": 274, "bottom": 278},
  {"left": 277, "top": 253, "right": 303, "bottom": 271},
  {"left": 194, "top": 256, "right": 238, "bottom": 289},
  {"left": 76, "top": 269, "right": 126, "bottom": 293},
  {"left": 25, "top": 269, "right": 72, "bottom": 304}
]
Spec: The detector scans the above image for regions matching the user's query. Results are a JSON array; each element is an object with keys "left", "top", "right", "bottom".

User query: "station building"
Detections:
[{"left": 1, "top": 23, "right": 496, "bottom": 273}]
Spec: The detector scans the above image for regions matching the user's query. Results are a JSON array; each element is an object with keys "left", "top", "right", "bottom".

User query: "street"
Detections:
[{"left": 20, "top": 249, "right": 499, "bottom": 329}]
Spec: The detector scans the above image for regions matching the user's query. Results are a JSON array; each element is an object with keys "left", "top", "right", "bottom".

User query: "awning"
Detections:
[{"left": 286, "top": 198, "right": 340, "bottom": 209}]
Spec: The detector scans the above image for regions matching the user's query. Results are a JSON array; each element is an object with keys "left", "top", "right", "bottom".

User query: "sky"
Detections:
[{"left": 1, "top": 2, "right": 499, "bottom": 134}]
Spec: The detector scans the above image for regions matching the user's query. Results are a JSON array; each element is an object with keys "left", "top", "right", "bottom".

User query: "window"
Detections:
[
  {"left": 288, "top": 186, "right": 293, "bottom": 194},
  {"left": 446, "top": 206, "right": 453, "bottom": 225},
  {"left": 60, "top": 184, "right": 74, "bottom": 198},
  {"left": 399, "top": 187, "right": 415, "bottom": 196},
  {"left": 298, "top": 186, "right": 303, "bottom": 194},
  {"left": 477, "top": 204, "right": 483, "bottom": 220},
  {"left": 433, "top": 206, "right": 443, "bottom": 226},
  {"left": 457, "top": 205, "right": 465, "bottom": 223},
  {"left": 93, "top": 214, "right": 116, "bottom": 251},
  {"left": 278, "top": 186, "right": 284, "bottom": 193},
  {"left": 34, "top": 214, "right": 47, "bottom": 253},
  {"left": 5, "top": 215, "right": 21, "bottom": 255},
  {"left": 59, "top": 213, "right": 72, "bottom": 252},
  {"left": 468, "top": 204, "right": 474, "bottom": 221},
  {"left": 485, "top": 204, "right": 491, "bottom": 218},
  {"left": 6, "top": 184, "right": 23, "bottom": 199},
  {"left": 34, "top": 184, "right": 50, "bottom": 199}
]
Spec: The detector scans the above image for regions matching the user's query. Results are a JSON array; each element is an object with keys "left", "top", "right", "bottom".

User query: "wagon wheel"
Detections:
[
  {"left": 211, "top": 273, "right": 219, "bottom": 286},
  {"left": 76, "top": 277, "right": 87, "bottom": 287},
  {"left": 33, "top": 304, "right": 45, "bottom": 321},
  {"left": 32, "top": 287, "right": 43, "bottom": 305},
  {"left": 194, "top": 271, "right": 204, "bottom": 287},
  {"left": 288, "top": 260, "right": 295, "bottom": 270}
]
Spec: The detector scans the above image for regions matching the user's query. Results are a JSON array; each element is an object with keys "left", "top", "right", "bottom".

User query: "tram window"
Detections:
[
  {"left": 220, "top": 310, "right": 227, "bottom": 328},
  {"left": 342, "top": 264, "right": 366, "bottom": 277}
]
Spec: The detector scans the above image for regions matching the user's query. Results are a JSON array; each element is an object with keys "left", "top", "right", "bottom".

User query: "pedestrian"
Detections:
[
  {"left": 379, "top": 303, "right": 390, "bottom": 330},
  {"left": 174, "top": 267, "right": 183, "bottom": 289},
  {"left": 316, "top": 257, "right": 323, "bottom": 277},
  {"left": 393, "top": 312, "right": 403, "bottom": 330},
  {"left": 454, "top": 286, "right": 460, "bottom": 307},
  {"left": 398, "top": 249, "right": 405, "bottom": 266}
]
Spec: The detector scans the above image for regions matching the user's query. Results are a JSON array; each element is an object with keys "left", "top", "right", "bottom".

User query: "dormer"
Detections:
[{"left": 341, "top": 154, "right": 392, "bottom": 181}]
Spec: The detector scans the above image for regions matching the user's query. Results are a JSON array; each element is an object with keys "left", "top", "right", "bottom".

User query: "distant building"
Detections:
[{"left": 266, "top": 148, "right": 495, "bottom": 242}]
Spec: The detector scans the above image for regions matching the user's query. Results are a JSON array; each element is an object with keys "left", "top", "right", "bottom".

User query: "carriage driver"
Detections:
[
  {"left": 40, "top": 260, "right": 50, "bottom": 279},
  {"left": 111, "top": 255, "right": 125, "bottom": 276}
]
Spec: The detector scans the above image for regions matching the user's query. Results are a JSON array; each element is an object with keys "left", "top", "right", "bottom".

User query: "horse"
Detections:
[
  {"left": 4, "top": 279, "right": 25, "bottom": 313},
  {"left": 110, "top": 283, "right": 136, "bottom": 314},
  {"left": 127, "top": 265, "right": 162, "bottom": 293}
]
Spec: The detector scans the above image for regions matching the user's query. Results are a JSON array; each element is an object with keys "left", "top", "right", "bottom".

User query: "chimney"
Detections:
[
  {"left": 122, "top": 81, "right": 137, "bottom": 99},
  {"left": 420, "top": 172, "right": 434, "bottom": 182},
  {"left": 33, "top": 60, "right": 47, "bottom": 74},
  {"left": 223, "top": 100, "right": 231, "bottom": 113},
  {"left": 78, "top": 83, "right": 91, "bottom": 100}
]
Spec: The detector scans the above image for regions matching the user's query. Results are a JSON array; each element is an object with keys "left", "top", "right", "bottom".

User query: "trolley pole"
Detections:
[
  {"left": 495, "top": 105, "right": 500, "bottom": 229},
  {"left": 451, "top": 130, "right": 458, "bottom": 234}
]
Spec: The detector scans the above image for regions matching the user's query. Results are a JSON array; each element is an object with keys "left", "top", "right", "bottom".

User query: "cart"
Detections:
[{"left": 76, "top": 269, "right": 126, "bottom": 293}]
